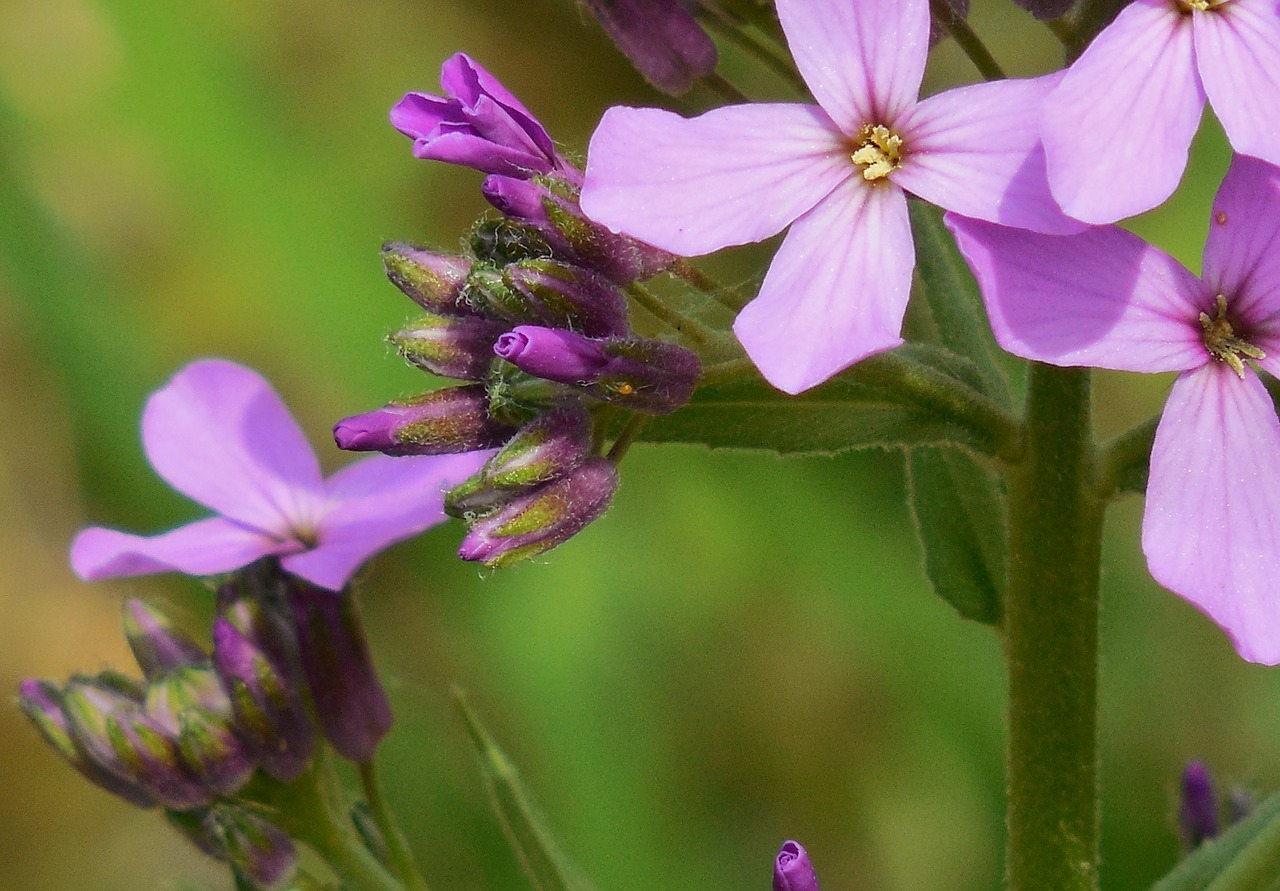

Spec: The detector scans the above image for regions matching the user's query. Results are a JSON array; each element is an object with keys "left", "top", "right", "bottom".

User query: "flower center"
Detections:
[
  {"left": 850, "top": 124, "right": 903, "bottom": 182},
  {"left": 1199, "top": 294, "right": 1264, "bottom": 379},
  {"left": 1177, "top": 0, "right": 1230, "bottom": 11}
]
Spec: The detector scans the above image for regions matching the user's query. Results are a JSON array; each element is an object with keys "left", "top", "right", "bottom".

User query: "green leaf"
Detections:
[
  {"left": 908, "top": 200, "right": 1014, "bottom": 408},
  {"left": 1152, "top": 789, "right": 1280, "bottom": 891},
  {"left": 454, "top": 689, "right": 593, "bottom": 891},
  {"left": 907, "top": 447, "right": 1006, "bottom": 625},
  {"left": 641, "top": 346, "right": 1013, "bottom": 456}
]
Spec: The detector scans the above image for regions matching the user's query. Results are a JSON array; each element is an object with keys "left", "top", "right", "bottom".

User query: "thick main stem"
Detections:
[{"left": 1004, "top": 364, "right": 1104, "bottom": 891}]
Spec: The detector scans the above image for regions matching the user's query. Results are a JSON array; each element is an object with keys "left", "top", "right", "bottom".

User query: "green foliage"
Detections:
[{"left": 1152, "top": 790, "right": 1280, "bottom": 891}]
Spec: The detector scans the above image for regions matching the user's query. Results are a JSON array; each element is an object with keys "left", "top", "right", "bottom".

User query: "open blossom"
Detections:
[
  {"left": 580, "top": 0, "right": 1079, "bottom": 394},
  {"left": 1042, "top": 0, "right": 1280, "bottom": 223},
  {"left": 70, "top": 359, "right": 488, "bottom": 591},
  {"left": 946, "top": 154, "right": 1280, "bottom": 664}
]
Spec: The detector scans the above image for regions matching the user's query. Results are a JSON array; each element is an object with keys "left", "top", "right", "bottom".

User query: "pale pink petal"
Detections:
[
  {"left": 1201, "top": 154, "right": 1280, "bottom": 345},
  {"left": 1195, "top": 0, "right": 1280, "bottom": 169},
  {"left": 580, "top": 104, "right": 851, "bottom": 256},
  {"left": 1143, "top": 364, "right": 1280, "bottom": 665},
  {"left": 894, "top": 74, "right": 1083, "bottom": 235},
  {"left": 945, "top": 215, "right": 1209, "bottom": 372},
  {"left": 1041, "top": 0, "right": 1203, "bottom": 223},
  {"left": 776, "top": 0, "right": 929, "bottom": 133},
  {"left": 70, "top": 518, "right": 286, "bottom": 581},
  {"left": 142, "top": 360, "right": 326, "bottom": 537},
  {"left": 734, "top": 179, "right": 911, "bottom": 394},
  {"left": 284, "top": 451, "right": 491, "bottom": 590}
]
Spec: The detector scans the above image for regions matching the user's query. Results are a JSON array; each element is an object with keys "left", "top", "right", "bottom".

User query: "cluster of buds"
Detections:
[
  {"left": 1178, "top": 760, "right": 1254, "bottom": 851},
  {"left": 337, "top": 54, "right": 702, "bottom": 568},
  {"left": 18, "top": 564, "right": 394, "bottom": 889}
]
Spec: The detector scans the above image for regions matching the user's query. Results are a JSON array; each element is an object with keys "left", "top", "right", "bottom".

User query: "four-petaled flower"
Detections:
[
  {"left": 947, "top": 154, "right": 1280, "bottom": 665},
  {"left": 70, "top": 359, "right": 488, "bottom": 591},
  {"left": 580, "top": 0, "right": 1079, "bottom": 394},
  {"left": 1041, "top": 0, "right": 1280, "bottom": 223}
]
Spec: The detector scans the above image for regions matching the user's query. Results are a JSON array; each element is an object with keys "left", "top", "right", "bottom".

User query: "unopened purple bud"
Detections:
[
  {"left": 63, "top": 680, "right": 210, "bottom": 810},
  {"left": 1179, "top": 760, "right": 1220, "bottom": 848},
  {"left": 496, "top": 326, "right": 700, "bottom": 414},
  {"left": 212, "top": 618, "right": 314, "bottom": 782},
  {"left": 390, "top": 53, "right": 571, "bottom": 179},
  {"left": 168, "top": 808, "right": 229, "bottom": 861},
  {"left": 177, "top": 707, "right": 256, "bottom": 796},
  {"left": 774, "top": 840, "right": 821, "bottom": 891},
  {"left": 389, "top": 310, "right": 508, "bottom": 381},
  {"left": 288, "top": 582, "right": 392, "bottom": 763},
  {"left": 122, "top": 599, "right": 207, "bottom": 679},
  {"left": 334, "top": 386, "right": 515, "bottom": 457},
  {"left": 482, "top": 173, "right": 673, "bottom": 285},
  {"left": 216, "top": 805, "right": 298, "bottom": 890},
  {"left": 466, "top": 260, "right": 629, "bottom": 338},
  {"left": 18, "top": 678, "right": 155, "bottom": 807},
  {"left": 458, "top": 457, "right": 619, "bottom": 568},
  {"left": 382, "top": 243, "right": 476, "bottom": 315},
  {"left": 216, "top": 577, "right": 299, "bottom": 680},
  {"left": 579, "top": 0, "right": 717, "bottom": 94},
  {"left": 445, "top": 406, "right": 595, "bottom": 518},
  {"left": 145, "top": 666, "right": 232, "bottom": 735},
  {"left": 469, "top": 218, "right": 553, "bottom": 267}
]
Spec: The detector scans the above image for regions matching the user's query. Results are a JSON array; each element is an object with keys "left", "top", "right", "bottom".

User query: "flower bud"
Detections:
[
  {"left": 774, "top": 840, "right": 821, "bottom": 891},
  {"left": 212, "top": 618, "right": 314, "bottom": 781},
  {"left": 18, "top": 678, "right": 155, "bottom": 807},
  {"left": 382, "top": 243, "right": 474, "bottom": 315},
  {"left": 389, "top": 310, "right": 508, "bottom": 381},
  {"left": 578, "top": 0, "right": 717, "bottom": 94},
  {"left": 216, "top": 805, "right": 298, "bottom": 890},
  {"left": 288, "top": 581, "right": 392, "bottom": 763},
  {"left": 445, "top": 406, "right": 595, "bottom": 518},
  {"left": 167, "top": 808, "right": 229, "bottom": 861},
  {"left": 495, "top": 326, "right": 700, "bottom": 414},
  {"left": 465, "top": 259, "right": 629, "bottom": 338},
  {"left": 216, "top": 575, "right": 299, "bottom": 682},
  {"left": 458, "top": 456, "right": 619, "bottom": 568},
  {"left": 122, "top": 599, "right": 207, "bottom": 679},
  {"left": 1179, "top": 760, "right": 1219, "bottom": 849},
  {"left": 145, "top": 666, "right": 232, "bottom": 734},
  {"left": 63, "top": 679, "right": 211, "bottom": 810},
  {"left": 482, "top": 174, "right": 673, "bottom": 285},
  {"left": 469, "top": 218, "right": 552, "bottom": 267},
  {"left": 177, "top": 707, "right": 256, "bottom": 796},
  {"left": 334, "top": 386, "right": 516, "bottom": 456}
]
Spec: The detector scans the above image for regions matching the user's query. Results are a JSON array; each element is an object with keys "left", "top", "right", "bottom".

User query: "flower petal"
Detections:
[
  {"left": 580, "top": 103, "right": 851, "bottom": 256},
  {"left": 70, "top": 518, "right": 284, "bottom": 581},
  {"left": 1041, "top": 0, "right": 1203, "bottom": 223},
  {"left": 1143, "top": 364, "right": 1280, "bottom": 665},
  {"left": 944, "top": 215, "right": 1209, "bottom": 372},
  {"left": 776, "top": 0, "right": 929, "bottom": 133},
  {"left": 734, "top": 178, "right": 911, "bottom": 394},
  {"left": 1195, "top": 0, "right": 1280, "bottom": 169},
  {"left": 142, "top": 359, "right": 326, "bottom": 536},
  {"left": 1201, "top": 153, "right": 1280, "bottom": 340},
  {"left": 283, "top": 451, "right": 491, "bottom": 590},
  {"left": 893, "top": 74, "right": 1084, "bottom": 235}
]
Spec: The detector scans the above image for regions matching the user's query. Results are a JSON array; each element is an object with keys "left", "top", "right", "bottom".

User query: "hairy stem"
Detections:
[
  {"left": 931, "top": 0, "right": 1006, "bottom": 80},
  {"left": 359, "top": 760, "right": 432, "bottom": 891}
]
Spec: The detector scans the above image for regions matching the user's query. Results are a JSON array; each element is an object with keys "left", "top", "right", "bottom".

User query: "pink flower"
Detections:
[
  {"left": 580, "top": 0, "right": 1078, "bottom": 395},
  {"left": 70, "top": 360, "right": 488, "bottom": 591},
  {"left": 1041, "top": 0, "right": 1280, "bottom": 224},
  {"left": 946, "top": 154, "right": 1280, "bottom": 665}
]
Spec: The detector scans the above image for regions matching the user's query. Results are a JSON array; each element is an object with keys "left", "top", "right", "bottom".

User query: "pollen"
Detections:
[
  {"left": 851, "top": 124, "right": 903, "bottom": 182},
  {"left": 1199, "top": 293, "right": 1265, "bottom": 379},
  {"left": 617, "top": 382, "right": 635, "bottom": 396},
  {"left": 1178, "top": 0, "right": 1230, "bottom": 11},
  {"left": 1216, "top": 211, "right": 1228, "bottom": 225}
]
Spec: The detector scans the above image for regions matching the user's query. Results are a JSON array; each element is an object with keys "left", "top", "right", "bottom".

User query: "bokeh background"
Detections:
[{"left": 0, "top": 0, "right": 1274, "bottom": 888}]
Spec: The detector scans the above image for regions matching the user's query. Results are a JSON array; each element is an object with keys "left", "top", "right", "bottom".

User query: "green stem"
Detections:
[
  {"left": 670, "top": 259, "right": 749, "bottom": 313},
  {"left": 699, "top": 356, "right": 756, "bottom": 386},
  {"left": 358, "top": 760, "right": 432, "bottom": 891},
  {"left": 930, "top": 0, "right": 1006, "bottom": 80},
  {"left": 701, "top": 72, "right": 750, "bottom": 104},
  {"left": 698, "top": 9, "right": 809, "bottom": 94},
  {"left": 1095, "top": 415, "right": 1160, "bottom": 500},
  {"left": 1004, "top": 364, "right": 1103, "bottom": 891},
  {"left": 607, "top": 414, "right": 649, "bottom": 462},
  {"left": 625, "top": 282, "right": 718, "bottom": 347}
]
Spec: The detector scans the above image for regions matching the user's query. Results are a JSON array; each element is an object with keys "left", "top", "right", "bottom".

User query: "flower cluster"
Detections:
[{"left": 336, "top": 53, "right": 701, "bottom": 568}]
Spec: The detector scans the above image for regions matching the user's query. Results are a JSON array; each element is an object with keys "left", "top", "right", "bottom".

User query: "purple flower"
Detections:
[
  {"left": 774, "top": 840, "right": 821, "bottom": 891},
  {"left": 946, "top": 154, "right": 1280, "bottom": 665},
  {"left": 578, "top": 0, "right": 717, "bottom": 94},
  {"left": 390, "top": 53, "right": 575, "bottom": 180},
  {"left": 580, "top": 0, "right": 1079, "bottom": 394},
  {"left": 1041, "top": 0, "right": 1280, "bottom": 224},
  {"left": 1179, "top": 760, "right": 1220, "bottom": 848},
  {"left": 70, "top": 359, "right": 488, "bottom": 592}
]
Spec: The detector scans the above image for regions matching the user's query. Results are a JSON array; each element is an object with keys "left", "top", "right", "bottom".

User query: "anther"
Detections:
[{"left": 1199, "top": 294, "right": 1265, "bottom": 379}]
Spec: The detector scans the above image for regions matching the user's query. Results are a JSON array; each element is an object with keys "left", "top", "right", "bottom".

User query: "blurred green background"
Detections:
[{"left": 1, "top": 0, "right": 1274, "bottom": 888}]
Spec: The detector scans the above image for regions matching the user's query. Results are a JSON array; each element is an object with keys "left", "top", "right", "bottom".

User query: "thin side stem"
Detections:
[
  {"left": 1004, "top": 364, "right": 1103, "bottom": 891},
  {"left": 931, "top": 0, "right": 1006, "bottom": 80},
  {"left": 701, "top": 72, "right": 750, "bottom": 104},
  {"left": 359, "top": 760, "right": 432, "bottom": 891},
  {"left": 670, "top": 259, "right": 749, "bottom": 312},
  {"left": 607, "top": 414, "right": 649, "bottom": 462},
  {"left": 626, "top": 282, "right": 717, "bottom": 347},
  {"left": 1094, "top": 415, "right": 1160, "bottom": 500},
  {"left": 699, "top": 10, "right": 809, "bottom": 94}
]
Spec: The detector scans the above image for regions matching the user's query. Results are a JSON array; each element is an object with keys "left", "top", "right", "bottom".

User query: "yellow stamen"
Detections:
[
  {"left": 1178, "top": 0, "right": 1229, "bottom": 11},
  {"left": 850, "top": 124, "right": 903, "bottom": 182},
  {"left": 1199, "top": 293, "right": 1264, "bottom": 379}
]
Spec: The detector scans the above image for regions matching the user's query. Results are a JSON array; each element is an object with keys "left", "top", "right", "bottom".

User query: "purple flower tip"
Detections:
[
  {"left": 774, "top": 840, "right": 821, "bottom": 891},
  {"left": 1180, "top": 760, "right": 1220, "bottom": 848}
]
